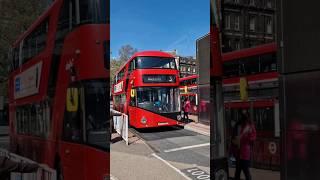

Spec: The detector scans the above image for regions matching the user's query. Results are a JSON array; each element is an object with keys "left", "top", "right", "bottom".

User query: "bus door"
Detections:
[
  {"left": 128, "top": 88, "right": 137, "bottom": 125},
  {"left": 81, "top": 80, "right": 109, "bottom": 179},
  {"left": 60, "top": 86, "right": 85, "bottom": 180},
  {"left": 61, "top": 80, "right": 109, "bottom": 179}
]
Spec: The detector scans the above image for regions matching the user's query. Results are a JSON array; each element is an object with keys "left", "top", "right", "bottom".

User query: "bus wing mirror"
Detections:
[{"left": 66, "top": 88, "right": 79, "bottom": 112}]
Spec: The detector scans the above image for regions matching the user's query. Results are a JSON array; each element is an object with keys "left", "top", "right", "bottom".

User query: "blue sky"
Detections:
[{"left": 111, "top": 0, "right": 209, "bottom": 58}]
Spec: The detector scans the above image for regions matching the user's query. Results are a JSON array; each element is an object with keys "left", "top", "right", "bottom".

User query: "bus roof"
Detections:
[
  {"left": 132, "top": 51, "right": 174, "bottom": 58},
  {"left": 222, "top": 42, "right": 277, "bottom": 62},
  {"left": 115, "top": 51, "right": 175, "bottom": 75},
  {"left": 179, "top": 75, "right": 198, "bottom": 82}
]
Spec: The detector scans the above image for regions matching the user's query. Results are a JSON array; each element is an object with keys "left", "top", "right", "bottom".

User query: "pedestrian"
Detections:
[
  {"left": 183, "top": 97, "right": 191, "bottom": 122},
  {"left": 233, "top": 111, "right": 256, "bottom": 180},
  {"left": 0, "top": 152, "right": 39, "bottom": 180}
]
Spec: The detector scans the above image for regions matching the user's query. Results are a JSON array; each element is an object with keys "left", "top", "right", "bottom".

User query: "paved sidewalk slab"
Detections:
[
  {"left": 111, "top": 133, "right": 187, "bottom": 180},
  {"left": 183, "top": 122, "right": 210, "bottom": 136}
]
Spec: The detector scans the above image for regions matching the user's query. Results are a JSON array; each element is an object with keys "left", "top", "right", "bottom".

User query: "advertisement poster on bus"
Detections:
[{"left": 14, "top": 62, "right": 42, "bottom": 99}]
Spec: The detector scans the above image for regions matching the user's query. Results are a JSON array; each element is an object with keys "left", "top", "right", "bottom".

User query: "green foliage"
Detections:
[
  {"left": 118, "top": 44, "right": 138, "bottom": 62},
  {"left": 110, "top": 44, "right": 138, "bottom": 83}
]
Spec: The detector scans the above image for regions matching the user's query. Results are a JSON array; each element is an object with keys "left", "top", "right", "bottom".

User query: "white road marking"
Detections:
[
  {"left": 110, "top": 174, "right": 119, "bottom": 180},
  {"left": 151, "top": 153, "right": 192, "bottom": 180},
  {"left": 164, "top": 143, "right": 210, "bottom": 153}
]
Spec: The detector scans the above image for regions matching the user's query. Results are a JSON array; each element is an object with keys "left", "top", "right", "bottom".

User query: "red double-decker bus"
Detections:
[
  {"left": 222, "top": 43, "right": 280, "bottom": 170},
  {"left": 179, "top": 75, "right": 198, "bottom": 114},
  {"left": 112, "top": 51, "right": 181, "bottom": 128},
  {"left": 8, "top": 0, "right": 109, "bottom": 179}
]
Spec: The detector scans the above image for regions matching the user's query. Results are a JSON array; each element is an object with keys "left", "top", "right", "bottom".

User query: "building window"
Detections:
[
  {"left": 234, "top": 0, "right": 240, "bottom": 3},
  {"left": 266, "top": 0, "right": 272, "bottom": 8},
  {"left": 234, "top": 16, "right": 240, "bottom": 31},
  {"left": 228, "top": 40, "right": 232, "bottom": 49},
  {"left": 266, "top": 17, "right": 273, "bottom": 34},
  {"left": 224, "top": 15, "right": 231, "bottom": 30},
  {"left": 249, "top": 0, "right": 255, "bottom": 6},
  {"left": 235, "top": 41, "right": 241, "bottom": 50},
  {"left": 249, "top": 16, "right": 256, "bottom": 32}
]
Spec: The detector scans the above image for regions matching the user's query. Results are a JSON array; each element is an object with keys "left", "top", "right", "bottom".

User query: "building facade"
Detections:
[
  {"left": 176, "top": 56, "right": 197, "bottom": 78},
  {"left": 222, "top": 0, "right": 276, "bottom": 52}
]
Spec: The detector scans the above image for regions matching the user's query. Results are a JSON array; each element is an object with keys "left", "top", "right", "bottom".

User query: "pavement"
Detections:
[
  {"left": 111, "top": 132, "right": 188, "bottom": 180},
  {"left": 177, "top": 114, "right": 210, "bottom": 136},
  {"left": 229, "top": 168, "right": 280, "bottom": 180},
  {"left": 183, "top": 122, "right": 210, "bottom": 136}
]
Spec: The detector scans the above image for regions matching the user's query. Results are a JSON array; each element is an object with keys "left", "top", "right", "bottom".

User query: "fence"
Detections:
[
  {"left": 0, "top": 148, "right": 56, "bottom": 180},
  {"left": 111, "top": 109, "right": 129, "bottom": 145}
]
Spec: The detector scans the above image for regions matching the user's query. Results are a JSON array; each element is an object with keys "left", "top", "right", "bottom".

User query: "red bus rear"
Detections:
[
  {"left": 222, "top": 43, "right": 280, "bottom": 170},
  {"left": 112, "top": 51, "right": 182, "bottom": 128},
  {"left": 179, "top": 75, "right": 198, "bottom": 115},
  {"left": 8, "top": 0, "right": 109, "bottom": 179}
]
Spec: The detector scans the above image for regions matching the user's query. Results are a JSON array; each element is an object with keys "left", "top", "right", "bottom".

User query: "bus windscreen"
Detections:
[
  {"left": 136, "top": 57, "right": 177, "bottom": 69},
  {"left": 136, "top": 87, "right": 180, "bottom": 113}
]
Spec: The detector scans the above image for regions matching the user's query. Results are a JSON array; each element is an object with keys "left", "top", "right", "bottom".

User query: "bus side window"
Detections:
[
  {"left": 128, "top": 58, "right": 136, "bottom": 74},
  {"left": 63, "top": 87, "right": 83, "bottom": 142}
]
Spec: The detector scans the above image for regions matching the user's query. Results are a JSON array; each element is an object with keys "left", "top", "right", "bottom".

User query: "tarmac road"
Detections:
[{"left": 130, "top": 126, "right": 210, "bottom": 179}]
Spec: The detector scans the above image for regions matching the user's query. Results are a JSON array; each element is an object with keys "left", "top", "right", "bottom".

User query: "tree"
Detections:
[
  {"left": 110, "top": 58, "right": 122, "bottom": 83},
  {"left": 0, "top": 0, "right": 46, "bottom": 96},
  {"left": 118, "top": 44, "right": 138, "bottom": 63},
  {"left": 110, "top": 45, "right": 138, "bottom": 83}
]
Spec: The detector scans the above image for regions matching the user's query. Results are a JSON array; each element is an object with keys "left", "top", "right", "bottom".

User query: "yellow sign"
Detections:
[
  {"left": 240, "top": 77, "right": 248, "bottom": 101},
  {"left": 66, "top": 88, "right": 79, "bottom": 112},
  {"left": 130, "top": 89, "right": 136, "bottom": 98}
]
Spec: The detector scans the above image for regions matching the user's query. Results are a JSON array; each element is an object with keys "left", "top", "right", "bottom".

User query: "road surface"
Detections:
[{"left": 131, "top": 126, "right": 210, "bottom": 179}]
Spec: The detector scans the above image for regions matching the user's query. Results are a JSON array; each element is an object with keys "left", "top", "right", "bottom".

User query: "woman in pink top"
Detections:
[
  {"left": 183, "top": 98, "right": 191, "bottom": 122},
  {"left": 233, "top": 112, "right": 256, "bottom": 180}
]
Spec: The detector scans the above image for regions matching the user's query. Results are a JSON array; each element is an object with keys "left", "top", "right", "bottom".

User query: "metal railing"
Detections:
[
  {"left": 0, "top": 148, "right": 56, "bottom": 180},
  {"left": 110, "top": 109, "right": 129, "bottom": 145}
]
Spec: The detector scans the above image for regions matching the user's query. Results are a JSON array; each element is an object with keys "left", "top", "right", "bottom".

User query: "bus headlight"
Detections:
[{"left": 141, "top": 117, "right": 147, "bottom": 124}]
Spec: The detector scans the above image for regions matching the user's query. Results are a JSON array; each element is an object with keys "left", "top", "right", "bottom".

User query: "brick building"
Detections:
[
  {"left": 222, "top": 0, "right": 276, "bottom": 52},
  {"left": 176, "top": 56, "right": 197, "bottom": 78}
]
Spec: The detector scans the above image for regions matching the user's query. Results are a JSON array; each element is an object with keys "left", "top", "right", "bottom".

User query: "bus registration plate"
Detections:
[{"left": 158, "top": 122, "right": 169, "bottom": 126}]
